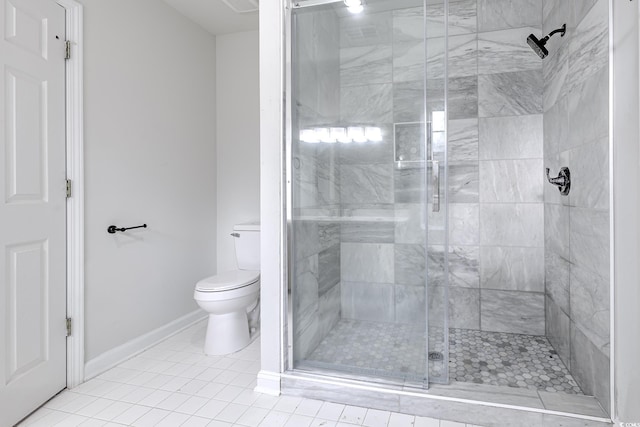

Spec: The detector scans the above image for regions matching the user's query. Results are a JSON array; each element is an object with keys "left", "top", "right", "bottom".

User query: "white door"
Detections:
[{"left": 0, "top": 0, "right": 67, "bottom": 425}]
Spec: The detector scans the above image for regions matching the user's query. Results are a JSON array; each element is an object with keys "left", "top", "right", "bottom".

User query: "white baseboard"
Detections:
[
  {"left": 254, "top": 370, "right": 281, "bottom": 396},
  {"left": 84, "top": 310, "right": 207, "bottom": 382}
]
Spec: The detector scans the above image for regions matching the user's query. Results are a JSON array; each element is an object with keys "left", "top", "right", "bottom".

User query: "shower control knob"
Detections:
[{"left": 546, "top": 167, "right": 571, "bottom": 196}]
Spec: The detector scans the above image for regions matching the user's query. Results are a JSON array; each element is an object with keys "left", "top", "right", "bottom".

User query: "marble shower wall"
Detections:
[
  {"left": 337, "top": 5, "right": 438, "bottom": 327},
  {"left": 542, "top": 0, "right": 610, "bottom": 414},
  {"left": 338, "top": 0, "right": 547, "bottom": 336},
  {"left": 476, "top": 0, "right": 546, "bottom": 336},
  {"left": 292, "top": 8, "right": 342, "bottom": 362}
]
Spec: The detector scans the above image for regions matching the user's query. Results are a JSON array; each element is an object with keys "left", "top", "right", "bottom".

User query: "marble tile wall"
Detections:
[
  {"left": 542, "top": 0, "right": 610, "bottom": 414},
  {"left": 473, "top": 0, "right": 546, "bottom": 336},
  {"left": 335, "top": 0, "right": 548, "bottom": 337},
  {"left": 292, "top": 8, "right": 342, "bottom": 362}
]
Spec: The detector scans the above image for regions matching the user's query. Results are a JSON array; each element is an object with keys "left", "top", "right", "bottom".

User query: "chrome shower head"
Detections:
[{"left": 527, "top": 24, "right": 566, "bottom": 59}]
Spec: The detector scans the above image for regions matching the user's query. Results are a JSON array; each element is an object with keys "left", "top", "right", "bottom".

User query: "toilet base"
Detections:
[{"left": 204, "top": 310, "right": 250, "bottom": 355}]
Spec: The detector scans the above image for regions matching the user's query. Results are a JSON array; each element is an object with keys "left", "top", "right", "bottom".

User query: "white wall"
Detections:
[
  {"left": 257, "top": 0, "right": 285, "bottom": 394},
  {"left": 612, "top": 1, "right": 640, "bottom": 422},
  {"left": 216, "top": 31, "right": 260, "bottom": 272},
  {"left": 82, "top": 0, "right": 217, "bottom": 361}
]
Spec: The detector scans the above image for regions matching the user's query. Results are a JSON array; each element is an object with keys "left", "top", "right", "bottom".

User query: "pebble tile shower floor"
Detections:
[
  {"left": 305, "top": 319, "right": 583, "bottom": 394},
  {"left": 19, "top": 320, "right": 480, "bottom": 427}
]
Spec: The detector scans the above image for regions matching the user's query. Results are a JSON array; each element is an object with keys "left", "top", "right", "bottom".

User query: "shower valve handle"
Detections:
[{"left": 546, "top": 167, "right": 571, "bottom": 196}]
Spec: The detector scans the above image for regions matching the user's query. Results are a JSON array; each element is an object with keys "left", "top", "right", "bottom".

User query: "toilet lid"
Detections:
[{"left": 196, "top": 270, "right": 260, "bottom": 292}]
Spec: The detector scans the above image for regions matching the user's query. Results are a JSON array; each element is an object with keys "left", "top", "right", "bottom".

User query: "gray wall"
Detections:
[
  {"left": 82, "top": 0, "right": 217, "bottom": 361},
  {"left": 292, "top": 8, "right": 342, "bottom": 361},
  {"left": 542, "top": 0, "right": 610, "bottom": 413},
  {"left": 216, "top": 31, "right": 261, "bottom": 272}
]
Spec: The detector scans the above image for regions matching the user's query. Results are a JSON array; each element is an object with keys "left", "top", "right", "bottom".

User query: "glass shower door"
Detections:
[{"left": 288, "top": 0, "right": 449, "bottom": 388}]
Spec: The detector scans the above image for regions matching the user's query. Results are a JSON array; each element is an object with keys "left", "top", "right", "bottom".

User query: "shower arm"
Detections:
[{"left": 542, "top": 24, "right": 567, "bottom": 43}]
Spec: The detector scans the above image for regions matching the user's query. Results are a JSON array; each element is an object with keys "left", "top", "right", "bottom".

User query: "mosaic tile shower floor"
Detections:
[{"left": 304, "top": 319, "right": 583, "bottom": 394}]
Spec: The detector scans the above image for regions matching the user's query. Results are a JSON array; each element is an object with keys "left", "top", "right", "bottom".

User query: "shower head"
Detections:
[
  {"left": 527, "top": 34, "right": 549, "bottom": 59},
  {"left": 526, "top": 24, "right": 567, "bottom": 59}
]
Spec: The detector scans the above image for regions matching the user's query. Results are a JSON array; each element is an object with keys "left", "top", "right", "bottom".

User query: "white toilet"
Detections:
[{"left": 194, "top": 223, "right": 260, "bottom": 355}]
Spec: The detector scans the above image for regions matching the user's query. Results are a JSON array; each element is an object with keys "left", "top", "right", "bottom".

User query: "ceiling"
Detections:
[{"left": 163, "top": 0, "right": 258, "bottom": 36}]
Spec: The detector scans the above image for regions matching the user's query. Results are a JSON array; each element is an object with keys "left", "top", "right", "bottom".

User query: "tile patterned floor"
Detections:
[
  {"left": 19, "top": 321, "right": 483, "bottom": 427},
  {"left": 305, "top": 320, "right": 582, "bottom": 394}
]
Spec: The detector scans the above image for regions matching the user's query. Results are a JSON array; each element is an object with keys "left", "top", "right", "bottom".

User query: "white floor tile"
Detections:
[
  {"left": 120, "top": 386, "right": 156, "bottom": 404},
  {"left": 215, "top": 403, "right": 248, "bottom": 423},
  {"left": 142, "top": 373, "right": 174, "bottom": 389},
  {"left": 198, "top": 368, "right": 224, "bottom": 382},
  {"left": 18, "top": 408, "right": 54, "bottom": 426},
  {"left": 194, "top": 399, "right": 228, "bottom": 419},
  {"left": 231, "top": 373, "right": 258, "bottom": 388},
  {"left": 28, "top": 410, "right": 76, "bottom": 427},
  {"left": 388, "top": 412, "right": 415, "bottom": 427},
  {"left": 20, "top": 320, "right": 483, "bottom": 427},
  {"left": 273, "top": 396, "right": 302, "bottom": 413},
  {"left": 362, "top": 409, "right": 390, "bottom": 427},
  {"left": 339, "top": 405, "right": 367, "bottom": 425},
  {"left": 284, "top": 414, "right": 314, "bottom": 427},
  {"left": 252, "top": 394, "right": 280, "bottom": 410},
  {"left": 112, "top": 404, "right": 150, "bottom": 424},
  {"left": 51, "top": 413, "right": 90, "bottom": 427},
  {"left": 175, "top": 396, "right": 210, "bottom": 415},
  {"left": 130, "top": 408, "right": 171, "bottom": 427},
  {"left": 57, "top": 393, "right": 97, "bottom": 413},
  {"left": 137, "top": 389, "right": 172, "bottom": 407},
  {"left": 213, "top": 370, "right": 239, "bottom": 384},
  {"left": 232, "top": 389, "right": 262, "bottom": 407},
  {"left": 317, "top": 402, "right": 346, "bottom": 422},
  {"left": 258, "top": 411, "right": 290, "bottom": 427},
  {"left": 83, "top": 381, "right": 120, "bottom": 398},
  {"left": 414, "top": 416, "right": 440, "bottom": 427},
  {"left": 180, "top": 379, "right": 209, "bottom": 395},
  {"left": 235, "top": 406, "right": 270, "bottom": 426},
  {"left": 103, "top": 383, "right": 139, "bottom": 401},
  {"left": 180, "top": 365, "right": 208, "bottom": 379},
  {"left": 195, "top": 382, "right": 226, "bottom": 399},
  {"left": 93, "top": 401, "right": 133, "bottom": 421},
  {"left": 155, "top": 411, "right": 190, "bottom": 426},
  {"left": 156, "top": 392, "right": 191, "bottom": 411},
  {"left": 75, "top": 398, "right": 116, "bottom": 418},
  {"left": 159, "top": 376, "right": 192, "bottom": 392},
  {"left": 78, "top": 418, "right": 108, "bottom": 426},
  {"left": 215, "top": 385, "right": 245, "bottom": 402},
  {"left": 181, "top": 415, "right": 212, "bottom": 426},
  {"left": 295, "top": 399, "right": 324, "bottom": 418},
  {"left": 72, "top": 379, "right": 108, "bottom": 395},
  {"left": 309, "top": 419, "right": 337, "bottom": 427}
]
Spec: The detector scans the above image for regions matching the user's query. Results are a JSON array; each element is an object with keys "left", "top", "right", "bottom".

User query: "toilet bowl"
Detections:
[
  {"left": 194, "top": 222, "right": 261, "bottom": 355},
  {"left": 194, "top": 270, "right": 260, "bottom": 355}
]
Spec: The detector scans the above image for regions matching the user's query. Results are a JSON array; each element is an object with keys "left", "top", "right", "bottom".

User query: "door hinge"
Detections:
[
  {"left": 65, "top": 40, "right": 71, "bottom": 60},
  {"left": 66, "top": 318, "right": 72, "bottom": 337},
  {"left": 66, "top": 179, "right": 72, "bottom": 198}
]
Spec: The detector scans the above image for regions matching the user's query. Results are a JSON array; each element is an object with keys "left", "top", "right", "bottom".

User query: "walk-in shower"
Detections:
[{"left": 286, "top": 0, "right": 611, "bottom": 421}]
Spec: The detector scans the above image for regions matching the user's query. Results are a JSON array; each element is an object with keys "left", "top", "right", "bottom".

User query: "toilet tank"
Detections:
[{"left": 233, "top": 222, "right": 260, "bottom": 271}]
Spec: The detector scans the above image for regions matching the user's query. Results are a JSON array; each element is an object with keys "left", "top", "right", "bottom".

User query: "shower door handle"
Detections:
[{"left": 432, "top": 160, "right": 440, "bottom": 212}]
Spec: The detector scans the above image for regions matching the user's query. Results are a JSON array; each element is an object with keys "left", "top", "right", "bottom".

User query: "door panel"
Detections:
[{"left": 0, "top": 0, "right": 66, "bottom": 425}]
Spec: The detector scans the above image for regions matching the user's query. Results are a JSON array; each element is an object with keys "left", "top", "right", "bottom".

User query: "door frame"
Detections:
[{"left": 56, "top": 0, "right": 84, "bottom": 389}]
